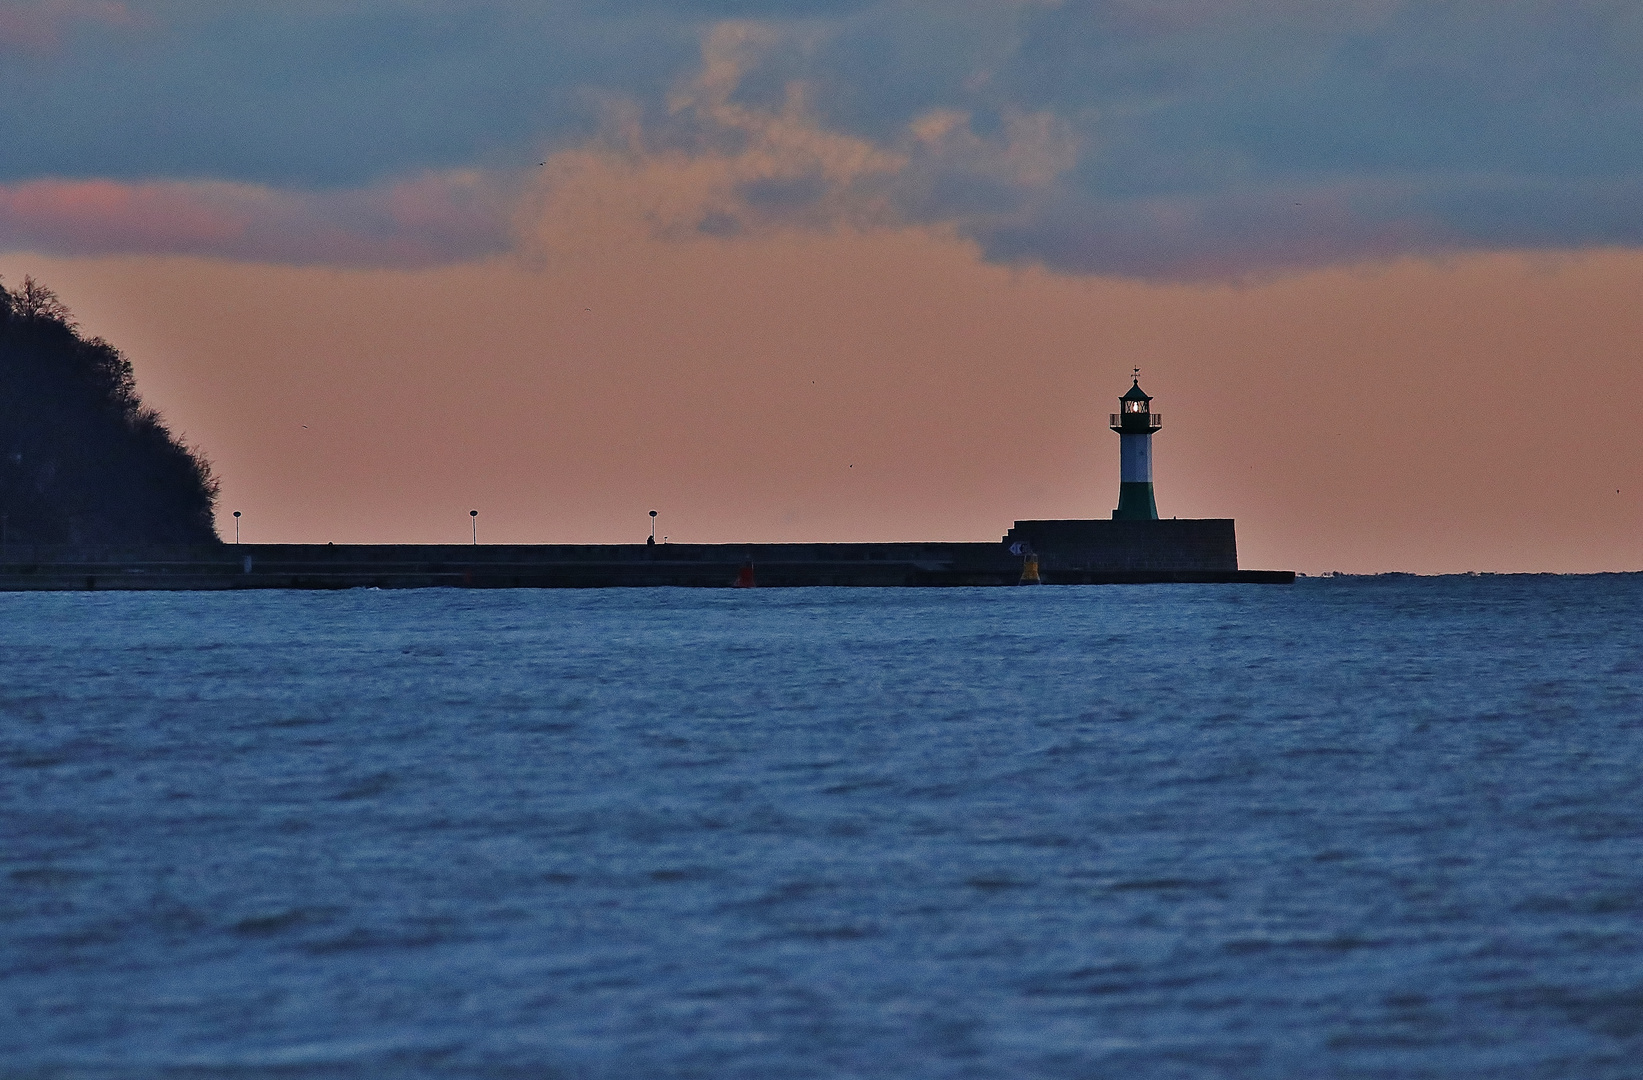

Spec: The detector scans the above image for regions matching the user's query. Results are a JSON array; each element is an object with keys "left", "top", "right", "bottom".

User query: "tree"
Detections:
[
  {"left": 8, "top": 276, "right": 75, "bottom": 324},
  {"left": 0, "top": 276, "right": 220, "bottom": 545}
]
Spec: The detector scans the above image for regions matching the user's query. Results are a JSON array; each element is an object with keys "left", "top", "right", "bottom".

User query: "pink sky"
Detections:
[
  {"left": 5, "top": 4, "right": 1643, "bottom": 574},
  {"left": 6, "top": 232, "right": 1641, "bottom": 575}
]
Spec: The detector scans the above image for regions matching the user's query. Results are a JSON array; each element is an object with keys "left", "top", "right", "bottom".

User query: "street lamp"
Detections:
[
  {"left": 470, "top": 509, "right": 478, "bottom": 545},
  {"left": 648, "top": 510, "right": 657, "bottom": 546},
  {"left": 233, "top": 511, "right": 241, "bottom": 544}
]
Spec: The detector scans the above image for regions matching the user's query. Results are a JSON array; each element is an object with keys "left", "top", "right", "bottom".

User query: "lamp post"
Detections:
[
  {"left": 233, "top": 510, "right": 241, "bottom": 544},
  {"left": 648, "top": 510, "right": 657, "bottom": 546},
  {"left": 470, "top": 509, "right": 478, "bottom": 545}
]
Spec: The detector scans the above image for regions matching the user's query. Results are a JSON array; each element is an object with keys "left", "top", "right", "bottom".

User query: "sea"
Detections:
[{"left": 3, "top": 576, "right": 1642, "bottom": 1079}]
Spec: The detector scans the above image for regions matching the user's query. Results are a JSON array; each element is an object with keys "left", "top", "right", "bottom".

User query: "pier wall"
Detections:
[
  {"left": 1004, "top": 519, "right": 1238, "bottom": 572},
  {"left": 0, "top": 521, "right": 1285, "bottom": 590}
]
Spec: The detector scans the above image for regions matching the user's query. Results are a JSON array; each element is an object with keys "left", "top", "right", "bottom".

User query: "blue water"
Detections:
[{"left": 3, "top": 578, "right": 1642, "bottom": 1078}]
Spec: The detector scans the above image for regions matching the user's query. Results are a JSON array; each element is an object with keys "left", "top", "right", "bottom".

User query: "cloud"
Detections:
[
  {"left": 3, "top": 1, "right": 1643, "bottom": 279},
  {"left": 520, "top": 21, "right": 1079, "bottom": 259},
  {"left": 0, "top": 172, "right": 515, "bottom": 266},
  {"left": 505, "top": 21, "right": 1465, "bottom": 282},
  {"left": 522, "top": 22, "right": 908, "bottom": 249},
  {"left": 0, "top": 0, "right": 132, "bottom": 51},
  {"left": 0, "top": 20, "right": 1078, "bottom": 271}
]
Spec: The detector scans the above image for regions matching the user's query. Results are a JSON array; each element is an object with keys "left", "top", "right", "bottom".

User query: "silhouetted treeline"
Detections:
[{"left": 0, "top": 276, "right": 219, "bottom": 545}]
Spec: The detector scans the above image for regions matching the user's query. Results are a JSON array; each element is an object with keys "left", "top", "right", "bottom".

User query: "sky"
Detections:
[{"left": 3, "top": 0, "right": 1642, "bottom": 573}]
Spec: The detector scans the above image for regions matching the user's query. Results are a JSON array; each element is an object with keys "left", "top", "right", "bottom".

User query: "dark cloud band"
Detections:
[{"left": 2, "top": 0, "right": 1640, "bottom": 278}]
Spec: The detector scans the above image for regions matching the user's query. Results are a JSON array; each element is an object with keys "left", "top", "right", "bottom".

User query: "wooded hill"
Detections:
[{"left": 0, "top": 277, "right": 219, "bottom": 545}]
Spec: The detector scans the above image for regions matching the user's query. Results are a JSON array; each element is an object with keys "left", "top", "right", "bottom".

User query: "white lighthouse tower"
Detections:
[{"left": 1110, "top": 369, "right": 1162, "bottom": 520}]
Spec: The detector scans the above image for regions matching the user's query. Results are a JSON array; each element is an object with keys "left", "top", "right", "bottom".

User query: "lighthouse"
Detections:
[{"left": 1110, "top": 369, "right": 1162, "bottom": 520}]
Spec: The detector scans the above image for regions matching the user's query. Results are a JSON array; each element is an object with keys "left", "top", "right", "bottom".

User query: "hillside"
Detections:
[{"left": 0, "top": 277, "right": 219, "bottom": 545}]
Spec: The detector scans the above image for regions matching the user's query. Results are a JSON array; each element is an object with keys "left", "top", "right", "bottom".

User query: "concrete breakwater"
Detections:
[{"left": 0, "top": 520, "right": 1292, "bottom": 590}]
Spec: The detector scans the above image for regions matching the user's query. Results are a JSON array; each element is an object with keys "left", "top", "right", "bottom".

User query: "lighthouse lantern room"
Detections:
[{"left": 1110, "top": 369, "right": 1162, "bottom": 520}]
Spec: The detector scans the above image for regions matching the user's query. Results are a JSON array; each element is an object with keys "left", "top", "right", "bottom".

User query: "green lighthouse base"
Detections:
[{"left": 1112, "top": 482, "right": 1159, "bottom": 521}]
